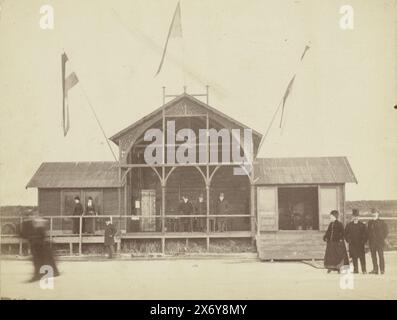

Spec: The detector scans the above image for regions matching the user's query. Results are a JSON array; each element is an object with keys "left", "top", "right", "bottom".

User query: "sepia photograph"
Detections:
[{"left": 0, "top": 0, "right": 396, "bottom": 306}]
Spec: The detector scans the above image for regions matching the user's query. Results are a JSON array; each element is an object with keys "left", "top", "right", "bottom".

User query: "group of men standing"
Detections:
[
  {"left": 324, "top": 208, "right": 389, "bottom": 275},
  {"left": 177, "top": 192, "right": 229, "bottom": 232}
]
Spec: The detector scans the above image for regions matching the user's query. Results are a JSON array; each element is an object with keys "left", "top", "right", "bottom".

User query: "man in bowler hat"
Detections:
[
  {"left": 104, "top": 218, "right": 117, "bottom": 259},
  {"left": 345, "top": 208, "right": 368, "bottom": 274}
]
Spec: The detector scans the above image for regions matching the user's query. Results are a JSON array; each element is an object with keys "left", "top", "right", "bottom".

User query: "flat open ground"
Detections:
[{"left": 1, "top": 252, "right": 397, "bottom": 300}]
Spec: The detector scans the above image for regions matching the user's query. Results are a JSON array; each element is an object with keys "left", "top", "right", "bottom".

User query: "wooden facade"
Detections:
[
  {"left": 256, "top": 184, "right": 347, "bottom": 260},
  {"left": 16, "top": 91, "right": 358, "bottom": 259},
  {"left": 38, "top": 187, "right": 125, "bottom": 232}
]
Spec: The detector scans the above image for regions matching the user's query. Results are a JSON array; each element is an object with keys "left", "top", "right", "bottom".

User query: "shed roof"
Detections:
[
  {"left": 26, "top": 156, "right": 357, "bottom": 189},
  {"left": 26, "top": 162, "right": 121, "bottom": 189},
  {"left": 254, "top": 156, "right": 357, "bottom": 185}
]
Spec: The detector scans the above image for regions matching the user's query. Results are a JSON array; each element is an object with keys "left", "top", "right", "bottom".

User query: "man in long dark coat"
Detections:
[
  {"left": 178, "top": 195, "right": 194, "bottom": 232},
  {"left": 323, "top": 210, "right": 349, "bottom": 273},
  {"left": 345, "top": 209, "right": 368, "bottom": 274},
  {"left": 367, "top": 208, "right": 388, "bottom": 274},
  {"left": 215, "top": 192, "right": 229, "bottom": 232},
  {"left": 104, "top": 219, "right": 117, "bottom": 259},
  {"left": 194, "top": 194, "right": 206, "bottom": 232},
  {"left": 73, "top": 196, "right": 84, "bottom": 234}
]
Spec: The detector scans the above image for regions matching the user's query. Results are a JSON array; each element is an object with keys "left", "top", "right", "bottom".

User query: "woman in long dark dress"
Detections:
[
  {"left": 323, "top": 210, "right": 349, "bottom": 273},
  {"left": 83, "top": 197, "right": 96, "bottom": 234}
]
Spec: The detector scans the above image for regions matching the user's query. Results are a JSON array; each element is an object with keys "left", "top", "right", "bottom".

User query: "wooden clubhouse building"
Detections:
[{"left": 18, "top": 90, "right": 357, "bottom": 259}]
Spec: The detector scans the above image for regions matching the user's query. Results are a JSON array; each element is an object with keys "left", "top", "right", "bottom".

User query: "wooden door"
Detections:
[
  {"left": 61, "top": 190, "right": 82, "bottom": 233},
  {"left": 319, "top": 186, "right": 339, "bottom": 231},
  {"left": 140, "top": 189, "right": 156, "bottom": 232},
  {"left": 256, "top": 186, "right": 278, "bottom": 232}
]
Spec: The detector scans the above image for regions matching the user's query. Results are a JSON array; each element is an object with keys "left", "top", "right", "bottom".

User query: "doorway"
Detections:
[{"left": 278, "top": 187, "right": 319, "bottom": 230}]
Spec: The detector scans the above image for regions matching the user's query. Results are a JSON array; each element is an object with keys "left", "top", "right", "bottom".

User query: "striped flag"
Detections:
[
  {"left": 155, "top": 2, "right": 183, "bottom": 76},
  {"left": 61, "top": 52, "right": 79, "bottom": 136}
]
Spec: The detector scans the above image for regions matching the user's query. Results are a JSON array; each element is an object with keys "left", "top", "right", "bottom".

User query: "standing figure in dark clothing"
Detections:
[
  {"left": 19, "top": 215, "right": 59, "bottom": 282},
  {"left": 215, "top": 192, "right": 229, "bottom": 232},
  {"left": 367, "top": 208, "right": 388, "bottom": 275},
  {"left": 104, "top": 219, "right": 117, "bottom": 259},
  {"left": 83, "top": 197, "right": 96, "bottom": 234},
  {"left": 323, "top": 210, "right": 349, "bottom": 273},
  {"left": 178, "top": 195, "right": 194, "bottom": 231},
  {"left": 194, "top": 194, "right": 206, "bottom": 232},
  {"left": 345, "top": 209, "right": 368, "bottom": 274},
  {"left": 73, "top": 196, "right": 83, "bottom": 234}
]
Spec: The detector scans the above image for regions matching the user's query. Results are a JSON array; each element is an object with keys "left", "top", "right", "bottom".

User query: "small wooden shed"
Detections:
[
  {"left": 254, "top": 157, "right": 357, "bottom": 260},
  {"left": 26, "top": 162, "right": 124, "bottom": 232}
]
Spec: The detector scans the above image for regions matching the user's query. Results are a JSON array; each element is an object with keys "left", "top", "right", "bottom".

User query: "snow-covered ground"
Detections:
[{"left": 1, "top": 252, "right": 397, "bottom": 300}]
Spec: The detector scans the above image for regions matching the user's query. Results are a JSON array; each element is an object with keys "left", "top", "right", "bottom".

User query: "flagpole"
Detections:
[
  {"left": 256, "top": 97, "right": 283, "bottom": 158},
  {"left": 180, "top": 1, "right": 186, "bottom": 87},
  {"left": 256, "top": 43, "right": 311, "bottom": 157},
  {"left": 61, "top": 49, "right": 118, "bottom": 162},
  {"left": 78, "top": 85, "right": 118, "bottom": 162},
  {"left": 155, "top": 1, "right": 181, "bottom": 76}
]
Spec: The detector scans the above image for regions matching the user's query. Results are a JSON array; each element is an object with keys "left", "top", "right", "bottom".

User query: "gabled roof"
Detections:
[
  {"left": 110, "top": 93, "right": 263, "bottom": 144},
  {"left": 26, "top": 162, "right": 121, "bottom": 189},
  {"left": 254, "top": 156, "right": 357, "bottom": 185}
]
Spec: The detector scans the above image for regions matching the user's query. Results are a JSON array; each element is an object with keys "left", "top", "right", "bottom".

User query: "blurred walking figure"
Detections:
[
  {"left": 215, "top": 192, "right": 229, "bottom": 232},
  {"left": 368, "top": 208, "right": 388, "bottom": 275},
  {"left": 323, "top": 210, "right": 349, "bottom": 273},
  {"left": 73, "top": 196, "right": 83, "bottom": 234},
  {"left": 345, "top": 209, "right": 368, "bottom": 274},
  {"left": 83, "top": 196, "right": 96, "bottom": 234},
  {"left": 19, "top": 214, "right": 59, "bottom": 282},
  {"left": 104, "top": 218, "right": 117, "bottom": 259}
]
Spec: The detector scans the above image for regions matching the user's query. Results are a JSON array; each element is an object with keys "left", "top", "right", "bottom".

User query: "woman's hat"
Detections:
[{"left": 330, "top": 210, "right": 339, "bottom": 218}]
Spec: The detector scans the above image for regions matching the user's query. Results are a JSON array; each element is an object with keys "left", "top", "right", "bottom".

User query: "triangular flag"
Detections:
[
  {"left": 155, "top": 2, "right": 182, "bottom": 76},
  {"left": 279, "top": 44, "right": 310, "bottom": 128},
  {"left": 300, "top": 45, "right": 310, "bottom": 61},
  {"left": 61, "top": 52, "right": 79, "bottom": 136},
  {"left": 279, "top": 75, "right": 296, "bottom": 128}
]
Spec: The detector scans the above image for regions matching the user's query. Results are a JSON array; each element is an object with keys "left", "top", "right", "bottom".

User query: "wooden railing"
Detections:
[
  {"left": 0, "top": 214, "right": 254, "bottom": 235},
  {"left": 0, "top": 214, "right": 254, "bottom": 255}
]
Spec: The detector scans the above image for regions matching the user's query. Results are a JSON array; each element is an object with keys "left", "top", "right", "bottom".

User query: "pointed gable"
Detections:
[{"left": 110, "top": 93, "right": 263, "bottom": 163}]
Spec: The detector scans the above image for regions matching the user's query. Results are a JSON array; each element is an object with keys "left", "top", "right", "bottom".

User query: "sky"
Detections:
[{"left": 0, "top": 0, "right": 396, "bottom": 205}]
